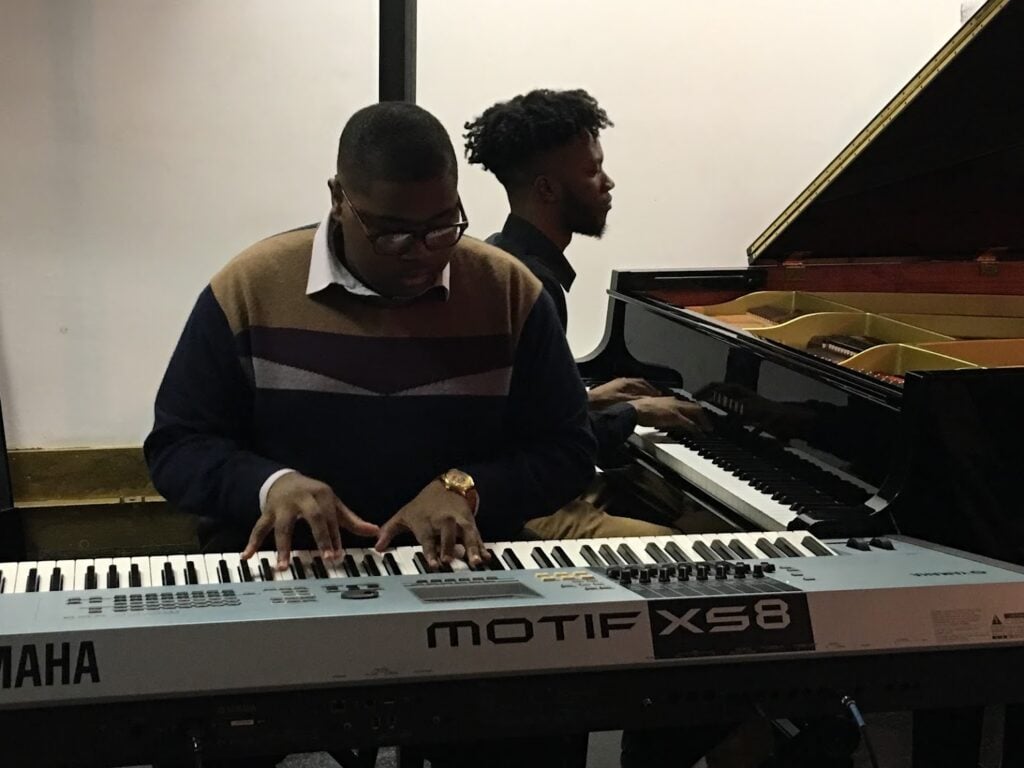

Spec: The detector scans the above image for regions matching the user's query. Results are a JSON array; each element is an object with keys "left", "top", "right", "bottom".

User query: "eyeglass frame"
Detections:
[{"left": 337, "top": 184, "right": 469, "bottom": 257}]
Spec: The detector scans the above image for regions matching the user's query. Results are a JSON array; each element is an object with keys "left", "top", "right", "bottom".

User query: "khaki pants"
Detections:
[{"left": 525, "top": 474, "right": 677, "bottom": 539}]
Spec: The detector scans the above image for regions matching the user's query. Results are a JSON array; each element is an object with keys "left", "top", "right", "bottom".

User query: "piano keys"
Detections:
[{"left": 0, "top": 531, "right": 838, "bottom": 593}]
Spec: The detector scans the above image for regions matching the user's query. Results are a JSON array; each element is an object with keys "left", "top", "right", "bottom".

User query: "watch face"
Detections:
[{"left": 445, "top": 469, "right": 473, "bottom": 492}]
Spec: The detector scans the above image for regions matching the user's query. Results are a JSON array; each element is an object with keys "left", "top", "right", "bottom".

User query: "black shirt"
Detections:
[{"left": 488, "top": 214, "right": 637, "bottom": 465}]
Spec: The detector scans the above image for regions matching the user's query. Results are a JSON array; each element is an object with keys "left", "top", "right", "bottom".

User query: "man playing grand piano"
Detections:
[
  {"left": 145, "top": 101, "right": 594, "bottom": 767},
  {"left": 464, "top": 88, "right": 708, "bottom": 540}
]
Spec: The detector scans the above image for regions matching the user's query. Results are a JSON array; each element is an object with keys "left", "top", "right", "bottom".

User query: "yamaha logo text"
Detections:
[{"left": 0, "top": 641, "right": 101, "bottom": 689}]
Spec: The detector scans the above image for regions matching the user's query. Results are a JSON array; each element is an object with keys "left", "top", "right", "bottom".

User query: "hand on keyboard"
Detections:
[
  {"left": 241, "top": 472, "right": 380, "bottom": 570},
  {"left": 375, "top": 479, "right": 489, "bottom": 570},
  {"left": 630, "top": 396, "right": 711, "bottom": 432},
  {"left": 587, "top": 377, "right": 660, "bottom": 408}
]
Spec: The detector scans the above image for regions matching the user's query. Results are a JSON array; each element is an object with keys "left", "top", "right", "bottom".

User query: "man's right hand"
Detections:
[
  {"left": 240, "top": 472, "right": 379, "bottom": 570},
  {"left": 630, "top": 396, "right": 711, "bottom": 432},
  {"left": 588, "top": 377, "right": 661, "bottom": 408}
]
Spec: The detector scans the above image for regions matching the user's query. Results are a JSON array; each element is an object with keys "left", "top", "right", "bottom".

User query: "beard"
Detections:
[{"left": 561, "top": 190, "right": 608, "bottom": 238}]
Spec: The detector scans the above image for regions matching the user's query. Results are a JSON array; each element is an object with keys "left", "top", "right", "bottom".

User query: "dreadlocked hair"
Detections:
[{"left": 464, "top": 88, "right": 612, "bottom": 187}]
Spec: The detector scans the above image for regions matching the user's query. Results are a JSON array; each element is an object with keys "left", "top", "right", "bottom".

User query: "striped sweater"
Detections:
[{"left": 144, "top": 227, "right": 596, "bottom": 540}]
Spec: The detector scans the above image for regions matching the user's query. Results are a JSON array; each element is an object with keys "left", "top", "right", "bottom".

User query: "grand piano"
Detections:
[{"left": 580, "top": 0, "right": 1024, "bottom": 569}]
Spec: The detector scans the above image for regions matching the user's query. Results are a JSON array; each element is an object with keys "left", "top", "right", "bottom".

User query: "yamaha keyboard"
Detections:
[{"left": 3, "top": 534, "right": 1024, "bottom": 765}]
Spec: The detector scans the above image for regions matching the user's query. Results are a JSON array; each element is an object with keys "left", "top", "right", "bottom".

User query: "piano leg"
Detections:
[{"left": 912, "top": 707, "right": 984, "bottom": 768}]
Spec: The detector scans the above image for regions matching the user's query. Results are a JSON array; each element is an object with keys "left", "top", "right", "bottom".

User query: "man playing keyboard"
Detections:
[{"left": 144, "top": 101, "right": 595, "bottom": 767}]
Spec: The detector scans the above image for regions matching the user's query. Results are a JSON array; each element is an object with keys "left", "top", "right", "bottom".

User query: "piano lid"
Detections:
[{"left": 749, "top": 0, "right": 1024, "bottom": 264}]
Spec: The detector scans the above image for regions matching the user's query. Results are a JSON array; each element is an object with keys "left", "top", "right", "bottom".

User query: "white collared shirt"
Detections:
[{"left": 305, "top": 212, "right": 450, "bottom": 297}]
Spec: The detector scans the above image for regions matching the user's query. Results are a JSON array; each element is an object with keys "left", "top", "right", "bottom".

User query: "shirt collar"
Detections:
[
  {"left": 498, "top": 214, "right": 576, "bottom": 292},
  {"left": 306, "top": 212, "right": 450, "bottom": 300}
]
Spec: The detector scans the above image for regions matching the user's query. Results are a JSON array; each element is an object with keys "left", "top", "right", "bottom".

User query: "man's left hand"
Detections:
[{"left": 375, "top": 480, "right": 489, "bottom": 570}]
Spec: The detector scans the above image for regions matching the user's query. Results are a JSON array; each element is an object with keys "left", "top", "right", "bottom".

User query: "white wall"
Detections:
[
  {"left": 0, "top": 0, "right": 968, "bottom": 448},
  {"left": 420, "top": 0, "right": 964, "bottom": 355},
  {"left": 0, "top": 0, "right": 377, "bottom": 448}
]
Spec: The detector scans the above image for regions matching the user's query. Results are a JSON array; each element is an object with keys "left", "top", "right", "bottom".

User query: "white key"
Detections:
[
  {"left": 362, "top": 548, "right": 389, "bottom": 581},
  {"left": 92, "top": 557, "right": 116, "bottom": 590},
  {"left": 130, "top": 556, "right": 153, "bottom": 587},
  {"left": 13, "top": 561, "right": 39, "bottom": 593},
  {"left": 216, "top": 552, "right": 248, "bottom": 583},
  {"left": 73, "top": 559, "right": 96, "bottom": 591},
  {"left": 258, "top": 550, "right": 292, "bottom": 581},
  {"left": 288, "top": 550, "right": 318, "bottom": 580},
  {"left": 184, "top": 554, "right": 209, "bottom": 585},
  {"left": 33, "top": 560, "right": 58, "bottom": 592},
  {"left": 0, "top": 562, "right": 17, "bottom": 594},
  {"left": 111, "top": 557, "right": 133, "bottom": 588},
  {"left": 204, "top": 553, "right": 231, "bottom": 584},
  {"left": 631, "top": 430, "right": 797, "bottom": 530},
  {"left": 380, "top": 547, "right": 409, "bottom": 575}
]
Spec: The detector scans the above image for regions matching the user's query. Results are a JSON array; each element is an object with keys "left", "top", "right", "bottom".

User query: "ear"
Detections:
[
  {"left": 327, "top": 177, "right": 344, "bottom": 219},
  {"left": 534, "top": 174, "right": 560, "bottom": 204}
]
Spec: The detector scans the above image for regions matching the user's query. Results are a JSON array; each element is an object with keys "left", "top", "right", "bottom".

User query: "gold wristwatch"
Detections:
[{"left": 439, "top": 468, "right": 478, "bottom": 514}]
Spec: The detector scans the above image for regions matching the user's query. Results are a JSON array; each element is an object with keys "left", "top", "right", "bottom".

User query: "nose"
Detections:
[{"left": 604, "top": 173, "right": 615, "bottom": 192}]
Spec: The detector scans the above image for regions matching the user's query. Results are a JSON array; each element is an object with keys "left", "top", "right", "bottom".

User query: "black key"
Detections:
[
  {"left": 551, "top": 546, "right": 575, "bottom": 568},
  {"left": 598, "top": 544, "right": 623, "bottom": 566},
  {"left": 710, "top": 540, "right": 734, "bottom": 561},
  {"left": 26, "top": 568, "right": 38, "bottom": 593},
  {"left": 485, "top": 549, "right": 505, "bottom": 570},
  {"left": 692, "top": 541, "right": 719, "bottom": 562},
  {"left": 129, "top": 564, "right": 142, "bottom": 588},
  {"left": 664, "top": 542, "right": 691, "bottom": 563},
  {"left": 579, "top": 545, "right": 603, "bottom": 567},
  {"left": 290, "top": 556, "right": 307, "bottom": 580},
  {"left": 162, "top": 562, "right": 176, "bottom": 586},
  {"left": 617, "top": 543, "right": 642, "bottom": 565},
  {"left": 259, "top": 558, "right": 274, "bottom": 581},
  {"left": 755, "top": 538, "right": 783, "bottom": 558},
  {"left": 501, "top": 548, "right": 524, "bottom": 570},
  {"left": 185, "top": 561, "right": 199, "bottom": 585},
  {"left": 774, "top": 538, "right": 803, "bottom": 558},
  {"left": 437, "top": 560, "right": 454, "bottom": 574},
  {"left": 342, "top": 555, "right": 361, "bottom": 577},
  {"left": 382, "top": 553, "right": 402, "bottom": 575},
  {"left": 85, "top": 565, "right": 98, "bottom": 590},
  {"left": 0, "top": 571, "right": 4, "bottom": 593},
  {"left": 846, "top": 537, "right": 871, "bottom": 551},
  {"left": 239, "top": 559, "right": 254, "bottom": 582},
  {"left": 49, "top": 568, "right": 63, "bottom": 592},
  {"left": 107, "top": 564, "right": 120, "bottom": 589},
  {"left": 311, "top": 557, "right": 330, "bottom": 579},
  {"left": 413, "top": 552, "right": 430, "bottom": 574},
  {"left": 727, "top": 539, "right": 756, "bottom": 560},
  {"left": 362, "top": 555, "right": 381, "bottom": 577},
  {"left": 869, "top": 537, "right": 895, "bottom": 551},
  {"left": 531, "top": 547, "right": 554, "bottom": 568},
  {"left": 802, "top": 536, "right": 834, "bottom": 556},
  {"left": 217, "top": 560, "right": 231, "bottom": 584},
  {"left": 645, "top": 543, "right": 670, "bottom": 564}
]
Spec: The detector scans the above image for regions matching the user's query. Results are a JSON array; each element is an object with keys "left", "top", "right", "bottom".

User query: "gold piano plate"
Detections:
[
  {"left": 839, "top": 344, "right": 977, "bottom": 385},
  {"left": 748, "top": 312, "right": 951, "bottom": 350},
  {"left": 687, "top": 291, "right": 857, "bottom": 329}
]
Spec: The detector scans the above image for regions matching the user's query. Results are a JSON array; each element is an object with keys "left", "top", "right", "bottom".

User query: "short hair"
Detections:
[
  {"left": 337, "top": 102, "right": 457, "bottom": 193},
  {"left": 464, "top": 88, "right": 612, "bottom": 187}
]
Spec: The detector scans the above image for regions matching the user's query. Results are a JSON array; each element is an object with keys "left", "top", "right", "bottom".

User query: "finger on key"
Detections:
[
  {"left": 242, "top": 516, "right": 273, "bottom": 560},
  {"left": 439, "top": 519, "right": 458, "bottom": 564},
  {"left": 274, "top": 518, "right": 295, "bottom": 570},
  {"left": 461, "top": 522, "right": 487, "bottom": 567},
  {"left": 306, "top": 510, "right": 337, "bottom": 562}
]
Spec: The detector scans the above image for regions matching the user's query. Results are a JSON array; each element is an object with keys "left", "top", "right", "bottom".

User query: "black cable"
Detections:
[{"left": 842, "top": 695, "right": 881, "bottom": 768}]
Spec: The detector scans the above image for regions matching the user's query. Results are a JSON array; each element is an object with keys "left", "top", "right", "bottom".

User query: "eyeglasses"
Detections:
[{"left": 339, "top": 187, "right": 469, "bottom": 257}]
